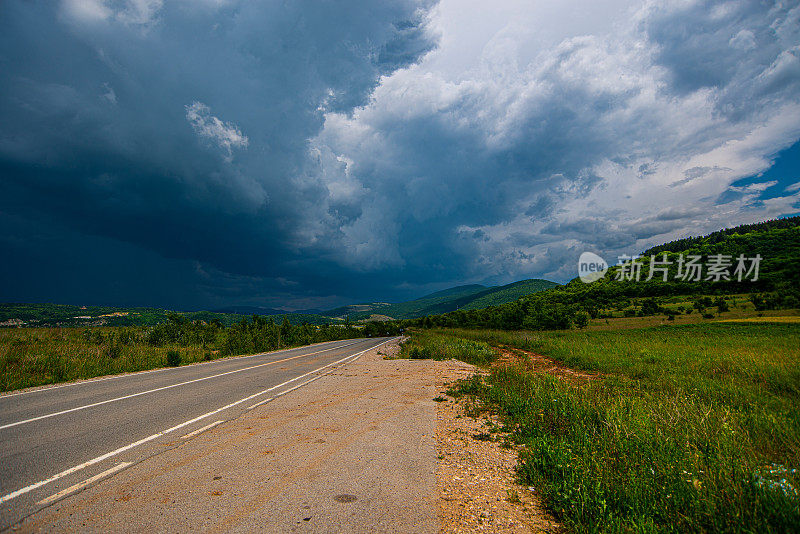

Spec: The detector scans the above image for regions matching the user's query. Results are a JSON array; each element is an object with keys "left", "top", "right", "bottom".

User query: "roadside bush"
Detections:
[
  {"left": 166, "top": 350, "right": 181, "bottom": 367},
  {"left": 639, "top": 298, "right": 661, "bottom": 316},
  {"left": 105, "top": 341, "right": 122, "bottom": 359},
  {"left": 409, "top": 346, "right": 430, "bottom": 359}
]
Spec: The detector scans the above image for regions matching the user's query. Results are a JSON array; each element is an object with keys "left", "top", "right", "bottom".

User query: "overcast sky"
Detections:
[{"left": 1, "top": 0, "right": 799, "bottom": 310}]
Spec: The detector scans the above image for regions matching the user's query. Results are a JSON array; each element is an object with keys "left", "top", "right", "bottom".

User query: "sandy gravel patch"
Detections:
[{"left": 434, "top": 362, "right": 559, "bottom": 534}]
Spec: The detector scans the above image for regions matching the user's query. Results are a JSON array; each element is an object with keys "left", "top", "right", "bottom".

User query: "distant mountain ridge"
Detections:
[
  {"left": 321, "top": 279, "right": 558, "bottom": 320},
  {"left": 402, "top": 215, "right": 800, "bottom": 330},
  {"left": 213, "top": 279, "right": 558, "bottom": 321},
  {"left": 212, "top": 305, "right": 324, "bottom": 316},
  {"left": 1, "top": 278, "right": 558, "bottom": 328}
]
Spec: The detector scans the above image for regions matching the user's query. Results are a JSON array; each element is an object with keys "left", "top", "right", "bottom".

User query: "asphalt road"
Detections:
[{"left": 0, "top": 337, "right": 393, "bottom": 530}]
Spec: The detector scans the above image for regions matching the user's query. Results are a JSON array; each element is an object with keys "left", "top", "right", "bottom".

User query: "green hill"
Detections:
[
  {"left": 322, "top": 285, "right": 487, "bottom": 320},
  {"left": 460, "top": 279, "right": 558, "bottom": 310},
  {"left": 329, "top": 280, "right": 557, "bottom": 321},
  {"left": 407, "top": 216, "right": 800, "bottom": 330},
  {"left": 0, "top": 278, "right": 559, "bottom": 327}
]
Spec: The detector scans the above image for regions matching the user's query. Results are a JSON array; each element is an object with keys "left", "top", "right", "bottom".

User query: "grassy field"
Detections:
[
  {"left": 405, "top": 322, "right": 800, "bottom": 532},
  {"left": 0, "top": 318, "right": 375, "bottom": 392},
  {"left": 586, "top": 294, "right": 800, "bottom": 331},
  {"left": 0, "top": 327, "right": 219, "bottom": 392}
]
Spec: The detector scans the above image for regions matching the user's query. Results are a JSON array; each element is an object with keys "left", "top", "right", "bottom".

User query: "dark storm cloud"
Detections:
[
  {"left": 1, "top": 0, "right": 799, "bottom": 309},
  {"left": 0, "top": 0, "right": 437, "bottom": 307}
]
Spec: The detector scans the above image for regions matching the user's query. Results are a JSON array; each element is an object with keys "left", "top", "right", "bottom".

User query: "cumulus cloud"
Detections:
[
  {"left": 185, "top": 101, "right": 248, "bottom": 161},
  {"left": 306, "top": 0, "right": 800, "bottom": 286}
]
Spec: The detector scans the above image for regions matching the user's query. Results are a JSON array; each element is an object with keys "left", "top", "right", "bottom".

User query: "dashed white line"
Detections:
[
  {"left": 0, "top": 338, "right": 396, "bottom": 506},
  {"left": 37, "top": 462, "right": 132, "bottom": 506},
  {"left": 0, "top": 340, "right": 363, "bottom": 431}
]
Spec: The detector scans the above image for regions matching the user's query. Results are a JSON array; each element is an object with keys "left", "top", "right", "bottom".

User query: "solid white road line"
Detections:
[
  {"left": 246, "top": 340, "right": 375, "bottom": 410},
  {"left": 36, "top": 462, "right": 132, "bottom": 506},
  {"left": 0, "top": 337, "right": 396, "bottom": 506},
  {"left": 0, "top": 340, "right": 364, "bottom": 431},
  {"left": 181, "top": 420, "right": 224, "bottom": 439},
  {"left": 0, "top": 339, "right": 355, "bottom": 400}
]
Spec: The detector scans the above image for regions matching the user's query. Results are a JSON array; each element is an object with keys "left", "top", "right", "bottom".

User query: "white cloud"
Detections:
[
  {"left": 307, "top": 0, "right": 800, "bottom": 282},
  {"left": 101, "top": 83, "right": 117, "bottom": 104},
  {"left": 729, "top": 29, "right": 756, "bottom": 51},
  {"left": 61, "top": 0, "right": 112, "bottom": 23},
  {"left": 61, "top": 0, "right": 163, "bottom": 26},
  {"left": 185, "top": 101, "right": 248, "bottom": 161},
  {"left": 116, "top": 0, "right": 163, "bottom": 25}
]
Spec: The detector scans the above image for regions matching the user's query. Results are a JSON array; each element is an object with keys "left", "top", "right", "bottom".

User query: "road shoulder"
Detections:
[
  {"left": 17, "top": 339, "right": 557, "bottom": 533},
  {"left": 434, "top": 368, "right": 559, "bottom": 533}
]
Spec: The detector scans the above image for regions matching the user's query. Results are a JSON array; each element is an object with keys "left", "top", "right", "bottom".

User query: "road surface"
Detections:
[{"left": 0, "top": 337, "right": 396, "bottom": 531}]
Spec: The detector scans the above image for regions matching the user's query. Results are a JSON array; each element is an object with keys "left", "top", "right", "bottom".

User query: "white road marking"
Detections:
[
  {"left": 246, "top": 343, "right": 371, "bottom": 410},
  {"left": 0, "top": 340, "right": 364, "bottom": 431},
  {"left": 36, "top": 462, "right": 132, "bottom": 506},
  {"left": 248, "top": 397, "right": 274, "bottom": 410},
  {"left": 181, "top": 420, "right": 224, "bottom": 439},
  {"left": 0, "top": 338, "right": 396, "bottom": 506},
  {"left": 0, "top": 339, "right": 354, "bottom": 400}
]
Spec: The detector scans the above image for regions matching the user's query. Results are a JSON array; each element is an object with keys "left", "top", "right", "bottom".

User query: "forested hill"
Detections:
[
  {"left": 326, "top": 279, "right": 557, "bottom": 320},
  {"left": 408, "top": 215, "right": 800, "bottom": 330},
  {"left": 643, "top": 216, "right": 800, "bottom": 256}
]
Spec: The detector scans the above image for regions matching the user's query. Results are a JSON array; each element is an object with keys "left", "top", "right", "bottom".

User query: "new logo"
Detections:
[{"left": 578, "top": 252, "right": 608, "bottom": 283}]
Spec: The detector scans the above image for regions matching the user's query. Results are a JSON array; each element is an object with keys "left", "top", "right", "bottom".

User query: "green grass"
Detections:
[
  {"left": 0, "top": 320, "right": 366, "bottom": 392},
  {"left": 0, "top": 328, "right": 216, "bottom": 391},
  {"left": 399, "top": 330, "right": 498, "bottom": 366},
  {"left": 412, "top": 324, "right": 800, "bottom": 532}
]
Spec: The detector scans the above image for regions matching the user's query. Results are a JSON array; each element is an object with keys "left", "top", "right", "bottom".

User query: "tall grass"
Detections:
[
  {"left": 0, "top": 328, "right": 214, "bottom": 391},
  {"left": 0, "top": 322, "right": 363, "bottom": 392},
  {"left": 399, "top": 330, "right": 498, "bottom": 366},
  {"left": 421, "top": 324, "right": 800, "bottom": 532}
]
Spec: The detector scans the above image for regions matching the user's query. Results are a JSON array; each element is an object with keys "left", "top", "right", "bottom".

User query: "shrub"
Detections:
[
  {"left": 105, "top": 340, "right": 122, "bottom": 359},
  {"left": 166, "top": 350, "right": 181, "bottom": 367},
  {"left": 409, "top": 346, "right": 431, "bottom": 359}
]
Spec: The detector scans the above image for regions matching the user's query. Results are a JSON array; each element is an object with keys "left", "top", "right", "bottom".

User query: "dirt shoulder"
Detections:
[{"left": 434, "top": 362, "right": 559, "bottom": 534}]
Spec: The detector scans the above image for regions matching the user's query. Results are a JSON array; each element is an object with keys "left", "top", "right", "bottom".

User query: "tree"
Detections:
[{"left": 280, "top": 316, "right": 293, "bottom": 347}]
